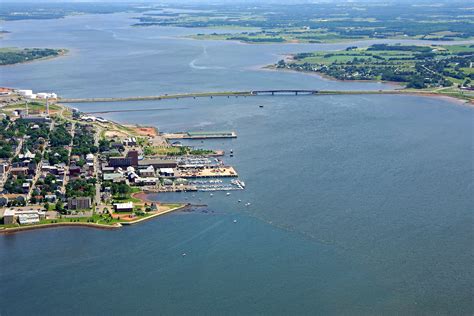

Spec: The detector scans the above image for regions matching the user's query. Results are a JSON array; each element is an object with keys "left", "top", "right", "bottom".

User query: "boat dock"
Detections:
[{"left": 142, "top": 178, "right": 244, "bottom": 193}]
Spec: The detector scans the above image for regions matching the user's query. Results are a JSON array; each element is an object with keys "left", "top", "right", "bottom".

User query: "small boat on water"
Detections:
[
  {"left": 233, "top": 219, "right": 237, "bottom": 223},
  {"left": 226, "top": 192, "right": 231, "bottom": 196},
  {"left": 259, "top": 105, "right": 264, "bottom": 108},
  {"left": 238, "top": 200, "right": 242, "bottom": 203}
]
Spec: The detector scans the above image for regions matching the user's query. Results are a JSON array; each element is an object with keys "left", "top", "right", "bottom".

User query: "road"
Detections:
[
  {"left": 93, "top": 126, "right": 102, "bottom": 206},
  {"left": 0, "top": 138, "right": 23, "bottom": 192},
  {"left": 60, "top": 122, "right": 76, "bottom": 195},
  {"left": 27, "top": 120, "right": 55, "bottom": 203}
]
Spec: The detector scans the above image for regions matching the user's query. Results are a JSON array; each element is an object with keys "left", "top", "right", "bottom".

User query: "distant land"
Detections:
[
  {"left": 132, "top": 2, "right": 474, "bottom": 44},
  {"left": 271, "top": 44, "right": 474, "bottom": 90},
  {"left": 0, "top": 48, "right": 67, "bottom": 66},
  {"left": 1, "top": 2, "right": 472, "bottom": 44}
]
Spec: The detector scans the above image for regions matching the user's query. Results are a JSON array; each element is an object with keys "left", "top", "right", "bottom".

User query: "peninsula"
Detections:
[
  {"left": 0, "top": 47, "right": 67, "bottom": 66},
  {"left": 0, "top": 89, "right": 243, "bottom": 233}
]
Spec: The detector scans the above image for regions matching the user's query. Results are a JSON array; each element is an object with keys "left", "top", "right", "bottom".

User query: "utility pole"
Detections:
[{"left": 46, "top": 97, "right": 50, "bottom": 116}]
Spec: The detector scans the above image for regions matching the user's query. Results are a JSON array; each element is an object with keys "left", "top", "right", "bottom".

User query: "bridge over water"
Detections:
[
  {"left": 251, "top": 90, "right": 318, "bottom": 95},
  {"left": 57, "top": 89, "right": 449, "bottom": 105},
  {"left": 59, "top": 90, "right": 322, "bottom": 103}
]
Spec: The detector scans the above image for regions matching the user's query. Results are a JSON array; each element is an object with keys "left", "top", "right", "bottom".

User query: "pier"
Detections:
[{"left": 164, "top": 131, "right": 237, "bottom": 140}]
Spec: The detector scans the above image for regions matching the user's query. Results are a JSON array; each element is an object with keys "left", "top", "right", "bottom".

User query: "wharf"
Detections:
[
  {"left": 164, "top": 131, "right": 237, "bottom": 140},
  {"left": 177, "top": 166, "right": 238, "bottom": 178}
]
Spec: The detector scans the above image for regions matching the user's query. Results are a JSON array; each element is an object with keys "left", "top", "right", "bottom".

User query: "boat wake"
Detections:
[{"left": 189, "top": 46, "right": 225, "bottom": 70}]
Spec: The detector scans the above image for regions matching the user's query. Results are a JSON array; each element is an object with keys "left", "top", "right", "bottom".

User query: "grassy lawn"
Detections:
[
  {"left": 144, "top": 146, "right": 182, "bottom": 156},
  {"left": 2, "top": 102, "right": 62, "bottom": 114},
  {"left": 144, "top": 145, "right": 215, "bottom": 156}
]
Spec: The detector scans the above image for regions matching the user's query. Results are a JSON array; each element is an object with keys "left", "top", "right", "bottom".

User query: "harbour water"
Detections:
[{"left": 1, "top": 13, "right": 473, "bottom": 315}]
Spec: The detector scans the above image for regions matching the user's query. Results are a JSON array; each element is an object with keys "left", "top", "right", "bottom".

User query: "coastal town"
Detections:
[{"left": 0, "top": 87, "right": 244, "bottom": 232}]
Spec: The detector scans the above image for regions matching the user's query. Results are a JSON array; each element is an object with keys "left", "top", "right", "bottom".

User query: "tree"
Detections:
[
  {"left": 117, "top": 183, "right": 131, "bottom": 198},
  {"left": 55, "top": 201, "right": 64, "bottom": 212}
]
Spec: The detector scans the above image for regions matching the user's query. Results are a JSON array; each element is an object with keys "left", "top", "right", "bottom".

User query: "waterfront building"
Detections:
[
  {"left": 17, "top": 211, "right": 42, "bottom": 225},
  {"left": 159, "top": 168, "right": 175, "bottom": 177},
  {"left": 138, "top": 158, "right": 177, "bottom": 169},
  {"left": 68, "top": 197, "right": 92, "bottom": 210},
  {"left": 3, "top": 208, "right": 16, "bottom": 225},
  {"left": 114, "top": 202, "right": 133, "bottom": 212},
  {"left": 139, "top": 165, "right": 155, "bottom": 177},
  {"left": 3, "top": 209, "right": 46, "bottom": 225}
]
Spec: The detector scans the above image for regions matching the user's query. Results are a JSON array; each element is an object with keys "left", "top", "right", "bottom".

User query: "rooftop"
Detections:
[{"left": 114, "top": 202, "right": 133, "bottom": 210}]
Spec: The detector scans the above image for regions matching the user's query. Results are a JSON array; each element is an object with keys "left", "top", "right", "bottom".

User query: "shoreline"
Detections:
[
  {"left": 260, "top": 65, "right": 472, "bottom": 106},
  {"left": 0, "top": 204, "right": 188, "bottom": 235},
  {"left": 0, "top": 221, "right": 122, "bottom": 234},
  {"left": 259, "top": 63, "right": 404, "bottom": 88},
  {"left": 183, "top": 33, "right": 474, "bottom": 46}
]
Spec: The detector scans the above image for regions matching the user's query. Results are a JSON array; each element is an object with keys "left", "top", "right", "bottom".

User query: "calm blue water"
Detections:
[{"left": 0, "top": 12, "right": 473, "bottom": 315}]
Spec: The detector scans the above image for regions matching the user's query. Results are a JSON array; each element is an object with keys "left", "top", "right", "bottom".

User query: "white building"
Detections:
[
  {"left": 4, "top": 209, "right": 46, "bottom": 225},
  {"left": 114, "top": 202, "right": 134, "bottom": 212},
  {"left": 17, "top": 89, "right": 33, "bottom": 97},
  {"left": 159, "top": 168, "right": 175, "bottom": 177},
  {"left": 17, "top": 89, "right": 37, "bottom": 99},
  {"left": 36, "top": 92, "right": 57, "bottom": 99}
]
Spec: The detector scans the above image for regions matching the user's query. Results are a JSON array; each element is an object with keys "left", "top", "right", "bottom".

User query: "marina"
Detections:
[{"left": 142, "top": 179, "right": 245, "bottom": 193}]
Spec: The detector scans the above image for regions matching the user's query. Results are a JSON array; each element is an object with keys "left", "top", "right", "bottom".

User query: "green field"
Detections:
[{"left": 275, "top": 44, "right": 474, "bottom": 89}]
